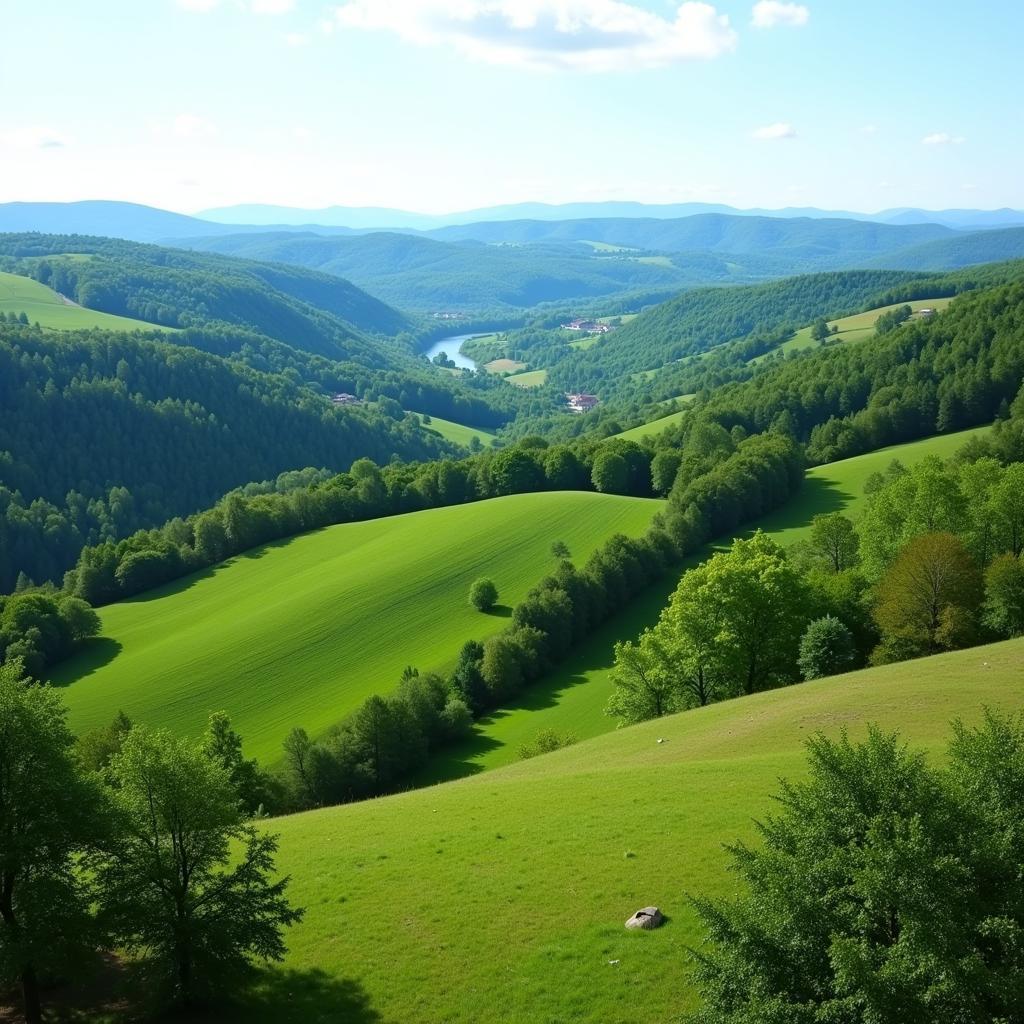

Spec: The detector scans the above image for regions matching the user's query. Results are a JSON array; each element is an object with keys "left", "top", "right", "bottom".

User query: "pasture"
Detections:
[
  {"left": 419, "top": 414, "right": 497, "bottom": 448},
  {"left": 506, "top": 368, "right": 548, "bottom": 387},
  {"left": 424, "top": 425, "right": 993, "bottom": 778},
  {"left": 751, "top": 296, "right": 955, "bottom": 364},
  {"left": 54, "top": 492, "right": 662, "bottom": 763},
  {"left": 230, "top": 636, "right": 1024, "bottom": 1024},
  {"left": 0, "top": 270, "right": 163, "bottom": 331}
]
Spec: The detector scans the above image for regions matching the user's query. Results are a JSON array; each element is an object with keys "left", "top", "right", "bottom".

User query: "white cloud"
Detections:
[
  {"left": 250, "top": 0, "right": 295, "bottom": 13},
  {"left": 751, "top": 2, "right": 808, "bottom": 28},
  {"left": 176, "top": 0, "right": 220, "bottom": 11},
  {"left": 285, "top": 30, "right": 310, "bottom": 44},
  {"left": 922, "top": 132, "right": 965, "bottom": 146},
  {"left": 174, "top": 113, "right": 218, "bottom": 139},
  {"left": 752, "top": 121, "right": 796, "bottom": 140},
  {"left": 860, "top": 122, "right": 878, "bottom": 135},
  {"left": 0, "top": 126, "right": 71, "bottom": 150},
  {"left": 331, "top": 1, "right": 738, "bottom": 72}
]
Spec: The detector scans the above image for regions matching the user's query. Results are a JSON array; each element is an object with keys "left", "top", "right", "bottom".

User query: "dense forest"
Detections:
[{"left": 0, "top": 323, "right": 457, "bottom": 591}]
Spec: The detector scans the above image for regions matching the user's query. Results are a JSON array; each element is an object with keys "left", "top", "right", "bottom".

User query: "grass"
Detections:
[
  {"left": 751, "top": 297, "right": 954, "bottom": 364},
  {"left": 483, "top": 358, "right": 527, "bottom": 373},
  {"left": 0, "top": 270, "right": 164, "bottom": 331},
  {"left": 612, "top": 400, "right": 697, "bottom": 442},
  {"left": 53, "top": 492, "right": 662, "bottom": 764},
  {"left": 225, "top": 636, "right": 1024, "bottom": 1024},
  {"left": 420, "top": 414, "right": 497, "bottom": 448},
  {"left": 507, "top": 368, "right": 548, "bottom": 388},
  {"left": 422, "top": 426, "right": 994, "bottom": 779}
]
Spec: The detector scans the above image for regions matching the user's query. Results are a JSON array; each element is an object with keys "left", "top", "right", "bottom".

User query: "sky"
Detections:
[{"left": 2, "top": 0, "right": 1021, "bottom": 215}]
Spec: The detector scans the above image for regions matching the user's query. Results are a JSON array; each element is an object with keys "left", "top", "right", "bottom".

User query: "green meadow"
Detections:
[
  {"left": 53, "top": 492, "right": 662, "bottom": 763},
  {"left": 229, "top": 636, "right": 1024, "bottom": 1024},
  {"left": 420, "top": 414, "right": 497, "bottom": 448},
  {"left": 507, "top": 368, "right": 548, "bottom": 387},
  {"left": 612, "top": 398, "right": 696, "bottom": 442},
  {"left": 422, "top": 425, "right": 993, "bottom": 778},
  {"left": 751, "top": 296, "right": 955, "bottom": 364},
  {"left": 0, "top": 270, "right": 162, "bottom": 331}
]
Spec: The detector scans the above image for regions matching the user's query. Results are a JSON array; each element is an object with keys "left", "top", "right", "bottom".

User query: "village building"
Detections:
[
  {"left": 331, "top": 392, "right": 361, "bottom": 406},
  {"left": 566, "top": 392, "right": 600, "bottom": 413},
  {"left": 561, "top": 318, "right": 613, "bottom": 334}
]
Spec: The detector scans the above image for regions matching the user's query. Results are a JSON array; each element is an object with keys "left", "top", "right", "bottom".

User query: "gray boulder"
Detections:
[{"left": 625, "top": 906, "right": 663, "bottom": 930}]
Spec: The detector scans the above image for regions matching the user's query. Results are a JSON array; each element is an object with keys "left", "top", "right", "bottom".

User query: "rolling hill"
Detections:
[
  {"left": 218, "top": 635, "right": 1024, "bottom": 1024},
  {"left": 52, "top": 491, "right": 663, "bottom": 763},
  {"left": 0, "top": 270, "right": 162, "bottom": 331},
  {"left": 867, "top": 225, "right": 1024, "bottom": 271},
  {"left": 419, "top": 426, "right": 993, "bottom": 781}
]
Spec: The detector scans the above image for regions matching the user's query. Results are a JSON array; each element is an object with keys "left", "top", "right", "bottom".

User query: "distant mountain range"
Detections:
[
  {"left": 2, "top": 200, "right": 1023, "bottom": 246},
  {"left": 198, "top": 201, "right": 1024, "bottom": 232}
]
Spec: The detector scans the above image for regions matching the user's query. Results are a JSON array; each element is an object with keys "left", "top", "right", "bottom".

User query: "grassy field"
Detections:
[
  {"left": 483, "top": 358, "right": 527, "bottom": 373},
  {"left": 421, "top": 426, "right": 993, "bottom": 779},
  {"left": 613, "top": 399, "right": 697, "bottom": 442},
  {"left": 507, "top": 368, "right": 548, "bottom": 387},
  {"left": 420, "top": 414, "right": 497, "bottom": 448},
  {"left": 751, "top": 297, "right": 954, "bottom": 364},
  {"left": 226, "top": 636, "right": 1024, "bottom": 1024},
  {"left": 53, "top": 492, "right": 662, "bottom": 764},
  {"left": 0, "top": 270, "right": 162, "bottom": 331}
]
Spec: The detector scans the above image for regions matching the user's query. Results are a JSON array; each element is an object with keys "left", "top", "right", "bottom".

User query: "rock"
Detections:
[{"left": 625, "top": 906, "right": 663, "bottom": 930}]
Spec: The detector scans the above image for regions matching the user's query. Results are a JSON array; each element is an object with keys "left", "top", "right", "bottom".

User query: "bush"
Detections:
[
  {"left": 518, "top": 729, "right": 577, "bottom": 760},
  {"left": 798, "top": 615, "right": 856, "bottom": 680},
  {"left": 468, "top": 577, "right": 499, "bottom": 612}
]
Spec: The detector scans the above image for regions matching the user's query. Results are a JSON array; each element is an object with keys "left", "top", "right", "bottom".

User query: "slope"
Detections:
[
  {"left": 53, "top": 491, "right": 663, "bottom": 763},
  {"left": 867, "top": 225, "right": 1024, "bottom": 271},
  {"left": 421, "top": 425, "right": 993, "bottom": 780},
  {"left": 223, "top": 636, "right": 1024, "bottom": 1024},
  {"left": 0, "top": 270, "right": 162, "bottom": 331}
]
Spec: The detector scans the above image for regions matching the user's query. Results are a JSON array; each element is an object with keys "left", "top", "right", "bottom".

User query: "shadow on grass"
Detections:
[
  {"left": 216, "top": 968, "right": 381, "bottom": 1024},
  {"left": 484, "top": 604, "right": 513, "bottom": 618},
  {"left": 48, "top": 637, "right": 123, "bottom": 689}
]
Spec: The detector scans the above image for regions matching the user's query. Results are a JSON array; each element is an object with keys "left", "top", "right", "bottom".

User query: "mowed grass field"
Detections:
[
  {"left": 420, "top": 414, "right": 497, "bottom": 448},
  {"left": 507, "top": 368, "right": 548, "bottom": 387},
  {"left": 613, "top": 397, "right": 696, "bottom": 442},
  {"left": 53, "top": 492, "right": 662, "bottom": 763},
  {"left": 227, "top": 638, "right": 1024, "bottom": 1024},
  {"left": 751, "top": 296, "right": 954, "bottom": 364},
  {"left": 421, "top": 426, "right": 994, "bottom": 779},
  {"left": 0, "top": 270, "right": 162, "bottom": 331}
]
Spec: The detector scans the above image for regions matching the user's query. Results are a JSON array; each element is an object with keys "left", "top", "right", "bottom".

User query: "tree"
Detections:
[
  {"left": 810, "top": 316, "right": 830, "bottom": 343},
  {"left": 77, "top": 710, "right": 133, "bottom": 772},
  {"left": 202, "top": 712, "right": 268, "bottom": 815},
  {"left": 606, "top": 636, "right": 683, "bottom": 724},
  {"left": 707, "top": 532, "right": 810, "bottom": 695},
  {"left": 797, "top": 615, "right": 855, "bottom": 680},
  {"left": 469, "top": 576, "right": 499, "bottom": 612},
  {"left": 96, "top": 727, "right": 303, "bottom": 1006},
  {"left": 0, "top": 663, "right": 106, "bottom": 1024},
  {"left": 983, "top": 553, "right": 1024, "bottom": 638},
  {"left": 650, "top": 449, "right": 682, "bottom": 496},
  {"left": 873, "top": 532, "right": 983, "bottom": 658},
  {"left": 551, "top": 540, "right": 572, "bottom": 561},
  {"left": 591, "top": 450, "right": 628, "bottom": 494},
  {"left": 686, "top": 716, "right": 1024, "bottom": 1023},
  {"left": 808, "top": 512, "right": 859, "bottom": 572}
]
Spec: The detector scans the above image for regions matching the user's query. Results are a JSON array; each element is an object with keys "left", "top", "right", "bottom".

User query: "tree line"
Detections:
[
  {"left": 607, "top": 417, "right": 1024, "bottom": 725},
  {"left": 276, "top": 430, "right": 804, "bottom": 809}
]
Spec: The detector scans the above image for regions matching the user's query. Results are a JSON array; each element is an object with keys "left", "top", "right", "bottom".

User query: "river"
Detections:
[{"left": 422, "top": 333, "right": 480, "bottom": 371}]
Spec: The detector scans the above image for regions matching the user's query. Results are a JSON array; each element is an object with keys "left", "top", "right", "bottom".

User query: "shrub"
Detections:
[{"left": 468, "top": 577, "right": 499, "bottom": 612}]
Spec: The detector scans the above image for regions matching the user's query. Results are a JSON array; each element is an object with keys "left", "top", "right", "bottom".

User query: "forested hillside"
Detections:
[
  {"left": 426, "top": 213, "right": 954, "bottom": 259},
  {"left": 178, "top": 231, "right": 713, "bottom": 311},
  {"left": 0, "top": 323, "right": 454, "bottom": 591},
  {"left": 0, "top": 233, "right": 412, "bottom": 347},
  {"left": 866, "top": 225, "right": 1024, "bottom": 271}
]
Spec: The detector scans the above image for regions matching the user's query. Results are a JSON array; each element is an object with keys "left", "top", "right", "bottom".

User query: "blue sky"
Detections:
[{"left": 2, "top": 1, "right": 1019, "bottom": 214}]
